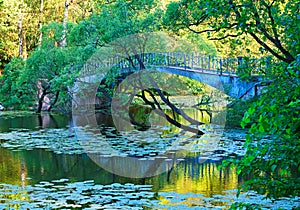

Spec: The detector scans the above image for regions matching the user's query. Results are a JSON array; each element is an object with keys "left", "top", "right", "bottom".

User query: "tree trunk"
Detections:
[
  {"left": 38, "top": 0, "right": 44, "bottom": 50},
  {"left": 61, "top": 0, "right": 69, "bottom": 48},
  {"left": 23, "top": 32, "right": 27, "bottom": 60},
  {"left": 48, "top": 91, "right": 60, "bottom": 112},
  {"left": 37, "top": 89, "right": 47, "bottom": 113},
  {"left": 18, "top": 1, "right": 23, "bottom": 59},
  {"left": 36, "top": 81, "right": 50, "bottom": 113}
]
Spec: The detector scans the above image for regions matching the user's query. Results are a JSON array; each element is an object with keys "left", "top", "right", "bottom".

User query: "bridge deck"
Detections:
[{"left": 81, "top": 52, "right": 265, "bottom": 77}]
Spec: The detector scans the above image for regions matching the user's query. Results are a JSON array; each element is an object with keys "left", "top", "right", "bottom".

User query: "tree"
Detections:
[
  {"left": 163, "top": 0, "right": 300, "bottom": 202},
  {"left": 0, "top": 0, "right": 98, "bottom": 71},
  {"left": 0, "top": 57, "right": 33, "bottom": 109},
  {"left": 37, "top": 0, "right": 44, "bottom": 50},
  {"left": 83, "top": 0, "right": 220, "bottom": 134},
  {"left": 17, "top": 0, "right": 25, "bottom": 59},
  {"left": 0, "top": 0, "right": 101, "bottom": 110},
  {"left": 0, "top": 0, "right": 20, "bottom": 70},
  {"left": 93, "top": 0, "right": 162, "bottom": 44},
  {"left": 61, "top": 0, "right": 69, "bottom": 48},
  {"left": 164, "top": 0, "right": 300, "bottom": 201},
  {"left": 22, "top": 20, "right": 97, "bottom": 112},
  {"left": 236, "top": 57, "right": 300, "bottom": 199},
  {"left": 163, "top": 0, "right": 299, "bottom": 63}
]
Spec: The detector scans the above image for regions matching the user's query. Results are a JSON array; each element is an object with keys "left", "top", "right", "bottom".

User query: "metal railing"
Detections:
[{"left": 81, "top": 52, "right": 263, "bottom": 77}]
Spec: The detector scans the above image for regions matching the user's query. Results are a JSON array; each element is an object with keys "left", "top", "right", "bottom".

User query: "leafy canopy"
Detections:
[{"left": 164, "top": 0, "right": 299, "bottom": 62}]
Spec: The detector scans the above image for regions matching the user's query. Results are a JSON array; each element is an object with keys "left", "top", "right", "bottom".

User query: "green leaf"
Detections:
[
  {"left": 258, "top": 125, "right": 265, "bottom": 133},
  {"left": 271, "top": 164, "right": 277, "bottom": 172}
]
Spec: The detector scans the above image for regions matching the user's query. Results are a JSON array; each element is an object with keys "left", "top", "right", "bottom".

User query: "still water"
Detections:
[{"left": 0, "top": 112, "right": 298, "bottom": 209}]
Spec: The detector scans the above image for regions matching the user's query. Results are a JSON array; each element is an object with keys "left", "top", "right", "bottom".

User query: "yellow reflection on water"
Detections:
[
  {"left": 0, "top": 148, "right": 27, "bottom": 186},
  {"left": 151, "top": 161, "right": 239, "bottom": 196},
  {"left": 148, "top": 160, "right": 239, "bottom": 208},
  {"left": 0, "top": 148, "right": 30, "bottom": 209}
]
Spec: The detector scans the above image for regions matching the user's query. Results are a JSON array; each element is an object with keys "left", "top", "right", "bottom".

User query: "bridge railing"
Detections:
[
  {"left": 81, "top": 52, "right": 263, "bottom": 77},
  {"left": 141, "top": 52, "right": 240, "bottom": 75}
]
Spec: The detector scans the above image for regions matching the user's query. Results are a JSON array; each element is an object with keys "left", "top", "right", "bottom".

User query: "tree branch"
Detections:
[
  {"left": 249, "top": 32, "right": 291, "bottom": 63},
  {"left": 148, "top": 77, "right": 205, "bottom": 126},
  {"left": 209, "top": 33, "right": 241, "bottom": 40},
  {"left": 187, "top": 23, "right": 238, "bottom": 35},
  {"left": 137, "top": 90, "right": 204, "bottom": 136},
  {"left": 250, "top": 1, "right": 295, "bottom": 63}
]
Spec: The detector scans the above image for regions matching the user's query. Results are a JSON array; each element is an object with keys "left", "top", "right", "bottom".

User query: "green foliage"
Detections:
[
  {"left": 236, "top": 58, "right": 300, "bottom": 199},
  {"left": 182, "top": 76, "right": 204, "bottom": 95},
  {"left": 0, "top": 58, "right": 34, "bottom": 109},
  {"left": 164, "top": 0, "right": 300, "bottom": 201},
  {"left": 229, "top": 202, "right": 262, "bottom": 210},
  {"left": 22, "top": 45, "right": 94, "bottom": 111},
  {"left": 68, "top": 16, "right": 104, "bottom": 48},
  {"left": 96, "top": 0, "right": 162, "bottom": 43},
  {"left": 0, "top": 0, "right": 101, "bottom": 70},
  {"left": 163, "top": 0, "right": 298, "bottom": 61},
  {"left": 0, "top": 0, "right": 19, "bottom": 69},
  {"left": 185, "top": 33, "right": 217, "bottom": 56},
  {"left": 223, "top": 99, "right": 256, "bottom": 128}
]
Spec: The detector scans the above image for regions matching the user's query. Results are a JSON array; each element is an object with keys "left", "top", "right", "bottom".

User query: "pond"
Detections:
[{"left": 0, "top": 111, "right": 299, "bottom": 209}]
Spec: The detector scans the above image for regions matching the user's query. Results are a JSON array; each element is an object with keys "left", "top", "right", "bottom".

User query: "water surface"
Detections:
[{"left": 0, "top": 112, "right": 298, "bottom": 209}]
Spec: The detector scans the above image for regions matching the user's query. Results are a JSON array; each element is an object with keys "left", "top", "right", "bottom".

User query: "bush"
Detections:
[
  {"left": 0, "top": 58, "right": 34, "bottom": 109},
  {"left": 224, "top": 58, "right": 300, "bottom": 199}
]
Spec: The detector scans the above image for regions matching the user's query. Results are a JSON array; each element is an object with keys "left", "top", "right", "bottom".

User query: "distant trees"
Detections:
[
  {"left": 1, "top": 0, "right": 20, "bottom": 68},
  {"left": 0, "top": 0, "right": 97, "bottom": 71},
  {"left": 0, "top": 0, "right": 217, "bottom": 114},
  {"left": 0, "top": 0, "right": 103, "bottom": 110}
]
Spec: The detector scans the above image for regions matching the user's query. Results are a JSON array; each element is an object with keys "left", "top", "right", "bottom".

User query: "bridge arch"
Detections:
[{"left": 80, "top": 52, "right": 261, "bottom": 99}]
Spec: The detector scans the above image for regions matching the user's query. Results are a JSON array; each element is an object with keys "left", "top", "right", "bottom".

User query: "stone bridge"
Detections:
[{"left": 79, "top": 52, "right": 267, "bottom": 99}]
